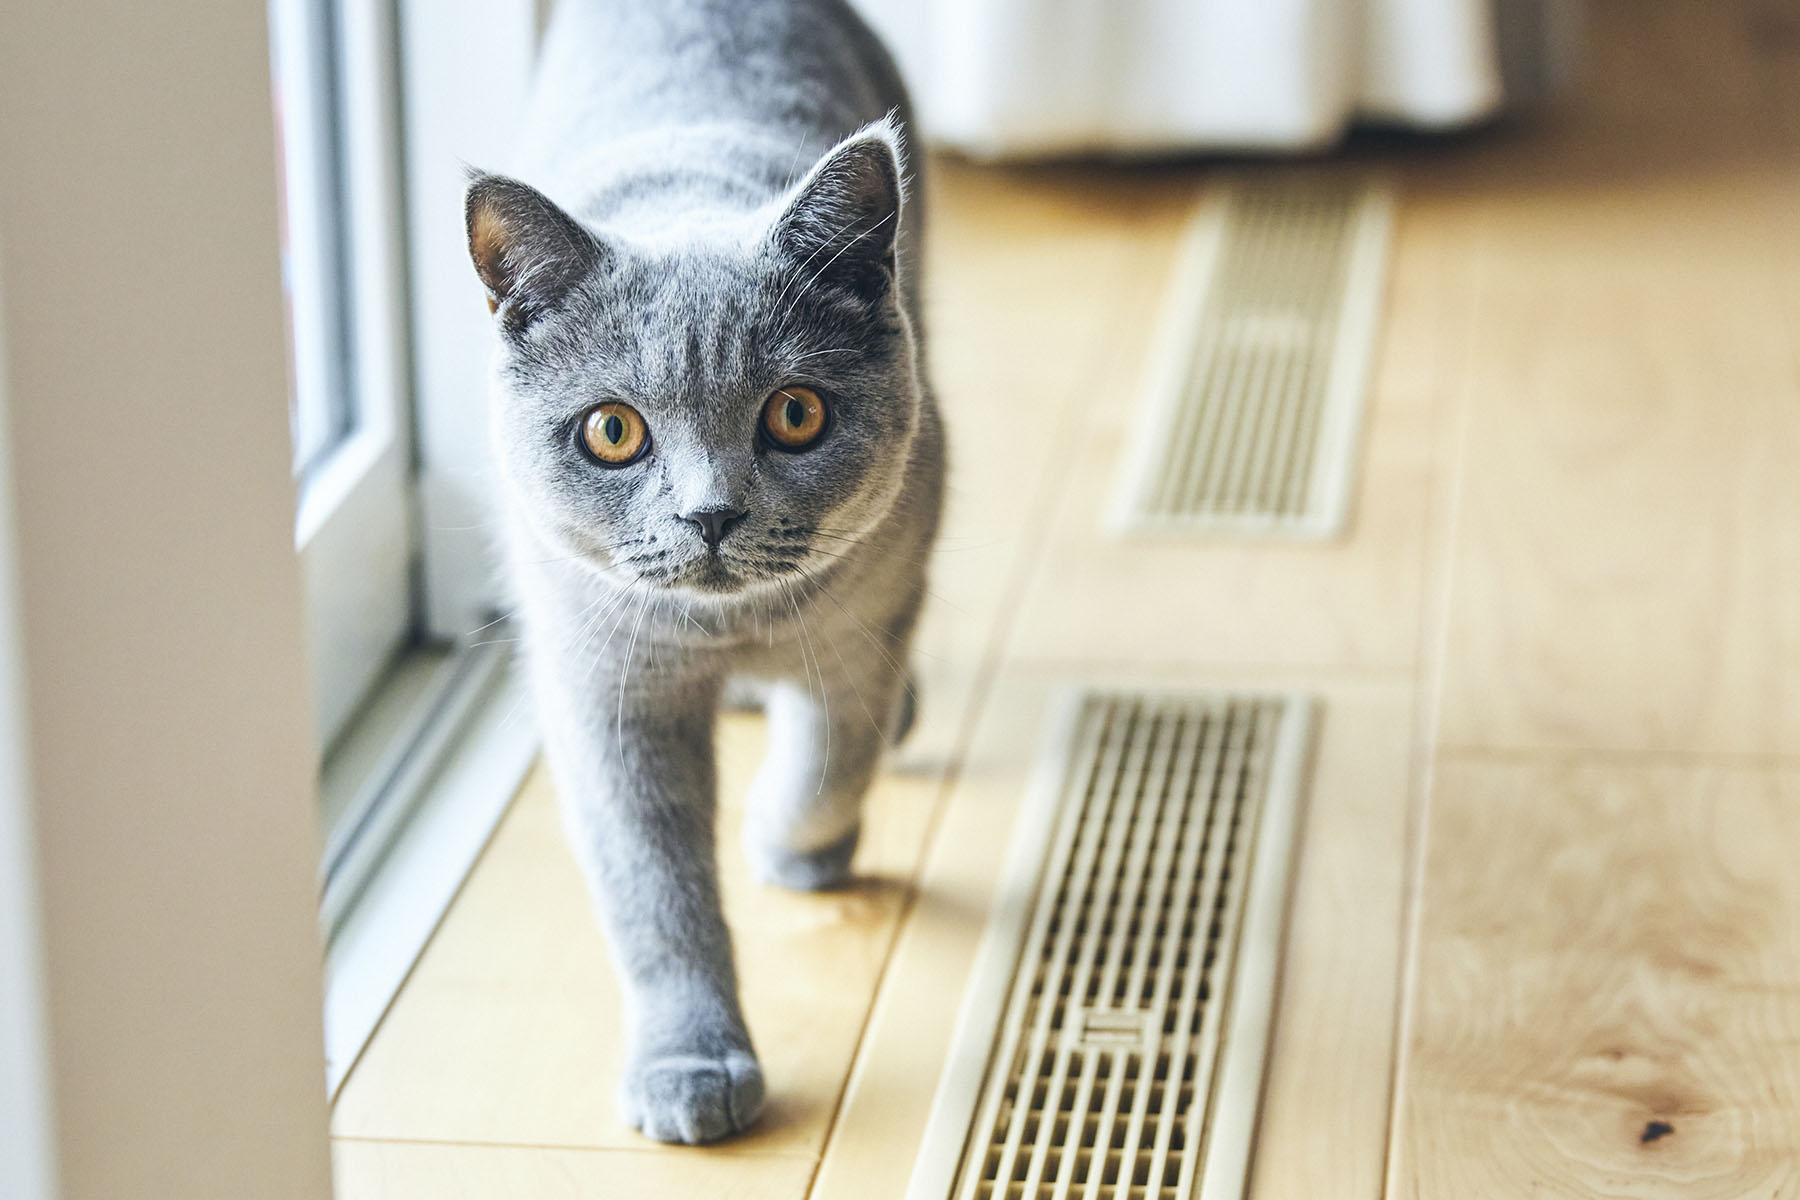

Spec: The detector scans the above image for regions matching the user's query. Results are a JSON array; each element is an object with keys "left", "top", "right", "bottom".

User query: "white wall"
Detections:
[{"left": 0, "top": 3, "right": 335, "bottom": 1198}]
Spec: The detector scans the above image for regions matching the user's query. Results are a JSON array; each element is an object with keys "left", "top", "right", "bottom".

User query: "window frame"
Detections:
[
  {"left": 310, "top": 0, "right": 543, "bottom": 1092},
  {"left": 397, "top": 0, "right": 542, "bottom": 642},
  {"left": 283, "top": 0, "right": 416, "bottom": 749}
]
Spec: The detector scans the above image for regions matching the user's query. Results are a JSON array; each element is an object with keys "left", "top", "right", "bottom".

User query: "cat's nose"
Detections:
[{"left": 682, "top": 506, "right": 746, "bottom": 550}]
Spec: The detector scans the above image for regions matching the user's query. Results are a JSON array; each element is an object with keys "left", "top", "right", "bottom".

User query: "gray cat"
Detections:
[{"left": 463, "top": 0, "right": 942, "bottom": 1146}]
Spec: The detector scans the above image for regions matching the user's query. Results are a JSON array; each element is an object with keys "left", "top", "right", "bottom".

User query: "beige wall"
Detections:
[
  {"left": 0, "top": 4, "right": 334, "bottom": 1198},
  {"left": 0, "top": 250, "right": 58, "bottom": 1200}
]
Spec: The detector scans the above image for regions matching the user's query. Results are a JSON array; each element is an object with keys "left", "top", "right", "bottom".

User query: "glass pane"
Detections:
[{"left": 270, "top": 0, "right": 352, "bottom": 475}]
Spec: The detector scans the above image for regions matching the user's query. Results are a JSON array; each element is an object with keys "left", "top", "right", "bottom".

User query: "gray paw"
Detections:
[
  {"left": 621, "top": 1050, "right": 765, "bottom": 1145},
  {"left": 746, "top": 824, "right": 860, "bottom": 891}
]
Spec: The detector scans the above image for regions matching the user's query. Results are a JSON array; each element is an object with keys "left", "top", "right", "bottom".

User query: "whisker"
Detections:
[
  {"left": 614, "top": 588, "right": 655, "bottom": 762},
  {"left": 812, "top": 599, "right": 892, "bottom": 751},
  {"left": 569, "top": 581, "right": 638, "bottom": 659},
  {"left": 585, "top": 579, "right": 643, "bottom": 668},
  {"left": 465, "top": 608, "right": 515, "bottom": 638},
  {"left": 792, "top": 559, "right": 924, "bottom": 689},
  {"left": 780, "top": 213, "right": 895, "bottom": 328},
  {"left": 783, "top": 129, "right": 810, "bottom": 187},
  {"left": 678, "top": 592, "right": 710, "bottom": 637},
  {"left": 781, "top": 580, "right": 830, "bottom": 795},
  {"left": 784, "top": 539, "right": 968, "bottom": 618},
  {"left": 766, "top": 207, "right": 877, "bottom": 320}
]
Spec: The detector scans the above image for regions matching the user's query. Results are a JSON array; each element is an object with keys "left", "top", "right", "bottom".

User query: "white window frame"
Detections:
[
  {"left": 309, "top": 0, "right": 543, "bottom": 1092},
  {"left": 283, "top": 0, "right": 416, "bottom": 749},
  {"left": 398, "top": 0, "right": 542, "bottom": 640}
]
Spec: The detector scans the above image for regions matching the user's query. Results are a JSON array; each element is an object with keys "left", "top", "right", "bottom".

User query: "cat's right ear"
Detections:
[
  {"left": 770, "top": 120, "right": 906, "bottom": 307},
  {"left": 465, "top": 173, "right": 605, "bottom": 335}
]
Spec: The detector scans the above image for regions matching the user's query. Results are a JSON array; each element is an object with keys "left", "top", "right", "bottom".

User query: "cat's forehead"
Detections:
[
  {"left": 565, "top": 241, "right": 840, "bottom": 380},
  {"left": 517, "top": 268, "right": 766, "bottom": 419},
  {"left": 595, "top": 240, "right": 771, "bottom": 335}
]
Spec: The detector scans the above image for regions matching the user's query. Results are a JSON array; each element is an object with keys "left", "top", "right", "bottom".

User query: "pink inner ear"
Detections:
[
  {"left": 468, "top": 198, "right": 516, "bottom": 298},
  {"left": 464, "top": 175, "right": 608, "bottom": 330}
]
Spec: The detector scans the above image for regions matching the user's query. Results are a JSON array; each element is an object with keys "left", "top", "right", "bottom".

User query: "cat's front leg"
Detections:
[
  {"left": 741, "top": 649, "right": 912, "bottom": 892},
  {"left": 548, "top": 691, "right": 763, "bottom": 1145}
]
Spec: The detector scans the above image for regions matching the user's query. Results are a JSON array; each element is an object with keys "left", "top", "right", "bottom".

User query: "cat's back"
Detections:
[{"left": 520, "top": 0, "right": 911, "bottom": 217}]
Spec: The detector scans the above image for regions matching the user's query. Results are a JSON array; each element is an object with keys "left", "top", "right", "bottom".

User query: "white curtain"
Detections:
[{"left": 850, "top": 0, "right": 1577, "bottom": 157}]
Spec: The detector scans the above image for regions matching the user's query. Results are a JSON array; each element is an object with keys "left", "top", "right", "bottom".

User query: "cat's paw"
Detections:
[
  {"left": 620, "top": 1050, "right": 765, "bottom": 1145},
  {"left": 745, "top": 823, "right": 860, "bottom": 892}
]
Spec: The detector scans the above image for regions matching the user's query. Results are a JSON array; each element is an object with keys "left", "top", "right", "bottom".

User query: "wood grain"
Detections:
[
  {"left": 1430, "top": 0, "right": 1800, "bottom": 756},
  {"left": 1394, "top": 756, "right": 1800, "bottom": 1198},
  {"left": 1433, "top": 172, "right": 1800, "bottom": 757},
  {"left": 1247, "top": 683, "right": 1414, "bottom": 1200},
  {"left": 898, "top": 161, "right": 1204, "bottom": 772}
]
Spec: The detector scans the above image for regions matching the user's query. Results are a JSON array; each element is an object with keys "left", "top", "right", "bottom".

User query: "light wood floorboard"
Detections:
[
  {"left": 1389, "top": 4, "right": 1800, "bottom": 1195},
  {"left": 332, "top": 1138, "right": 816, "bottom": 1200},
  {"left": 1433, "top": 171, "right": 1800, "bottom": 756},
  {"left": 1394, "top": 756, "right": 1800, "bottom": 1198}
]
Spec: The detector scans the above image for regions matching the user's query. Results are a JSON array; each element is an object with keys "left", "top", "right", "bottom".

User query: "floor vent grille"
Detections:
[
  {"left": 1115, "top": 177, "right": 1392, "bottom": 537},
  {"left": 909, "top": 692, "right": 1313, "bottom": 1200}
]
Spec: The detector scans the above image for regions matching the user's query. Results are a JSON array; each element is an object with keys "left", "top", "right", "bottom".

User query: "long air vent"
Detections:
[
  {"left": 1116, "top": 178, "right": 1392, "bottom": 537},
  {"left": 908, "top": 691, "right": 1313, "bottom": 1200}
]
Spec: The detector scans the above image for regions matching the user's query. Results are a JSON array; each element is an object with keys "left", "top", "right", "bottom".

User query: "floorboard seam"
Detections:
[{"left": 1379, "top": 197, "right": 1487, "bottom": 1200}]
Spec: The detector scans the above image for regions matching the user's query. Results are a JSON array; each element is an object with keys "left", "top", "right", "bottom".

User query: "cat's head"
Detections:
[{"left": 466, "top": 120, "right": 919, "bottom": 599}]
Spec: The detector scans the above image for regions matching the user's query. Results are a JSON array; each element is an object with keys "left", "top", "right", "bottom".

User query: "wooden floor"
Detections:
[{"left": 331, "top": 3, "right": 1800, "bottom": 1195}]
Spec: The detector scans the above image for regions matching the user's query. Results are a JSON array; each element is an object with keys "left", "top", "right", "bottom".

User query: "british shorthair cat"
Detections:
[{"left": 465, "top": 0, "right": 940, "bottom": 1145}]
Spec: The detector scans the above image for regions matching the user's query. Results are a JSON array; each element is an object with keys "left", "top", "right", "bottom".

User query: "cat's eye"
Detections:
[
  {"left": 580, "top": 402, "right": 650, "bottom": 466},
  {"left": 761, "top": 386, "right": 828, "bottom": 451}
]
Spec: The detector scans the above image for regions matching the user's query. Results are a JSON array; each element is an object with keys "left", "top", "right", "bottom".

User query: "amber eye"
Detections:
[
  {"left": 761, "top": 386, "right": 828, "bottom": 451},
  {"left": 580, "top": 402, "right": 649, "bottom": 466}
]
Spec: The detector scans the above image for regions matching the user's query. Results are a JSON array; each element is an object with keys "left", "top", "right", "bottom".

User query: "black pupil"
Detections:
[
  {"left": 784, "top": 397, "right": 806, "bottom": 428},
  {"left": 603, "top": 414, "right": 624, "bottom": 444}
]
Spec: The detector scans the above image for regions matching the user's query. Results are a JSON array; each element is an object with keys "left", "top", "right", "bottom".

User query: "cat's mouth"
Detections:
[
  {"left": 629, "top": 546, "right": 818, "bottom": 598},
  {"left": 684, "top": 556, "right": 743, "bottom": 593},
  {"left": 599, "top": 530, "right": 830, "bottom": 597}
]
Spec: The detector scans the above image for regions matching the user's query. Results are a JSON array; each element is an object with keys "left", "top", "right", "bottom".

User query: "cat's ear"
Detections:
[
  {"left": 465, "top": 173, "right": 606, "bottom": 334},
  {"left": 771, "top": 118, "right": 905, "bottom": 305}
]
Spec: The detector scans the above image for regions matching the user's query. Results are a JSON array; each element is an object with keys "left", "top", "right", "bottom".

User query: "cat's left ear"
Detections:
[
  {"left": 466, "top": 172, "right": 607, "bottom": 335},
  {"left": 771, "top": 118, "right": 906, "bottom": 305}
]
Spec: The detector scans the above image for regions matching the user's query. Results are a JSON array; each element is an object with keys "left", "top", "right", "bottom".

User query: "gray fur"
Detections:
[{"left": 465, "top": 0, "right": 941, "bottom": 1146}]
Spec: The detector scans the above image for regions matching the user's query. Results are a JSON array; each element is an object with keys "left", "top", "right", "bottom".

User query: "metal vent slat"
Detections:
[
  {"left": 1115, "top": 178, "right": 1393, "bottom": 538},
  {"left": 909, "top": 692, "right": 1314, "bottom": 1200}
]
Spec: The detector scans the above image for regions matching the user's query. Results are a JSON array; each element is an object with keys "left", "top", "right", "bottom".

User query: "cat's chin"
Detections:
[
  {"left": 653, "top": 557, "right": 814, "bottom": 602},
  {"left": 654, "top": 556, "right": 770, "bottom": 598},
  {"left": 683, "top": 558, "right": 745, "bottom": 594}
]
